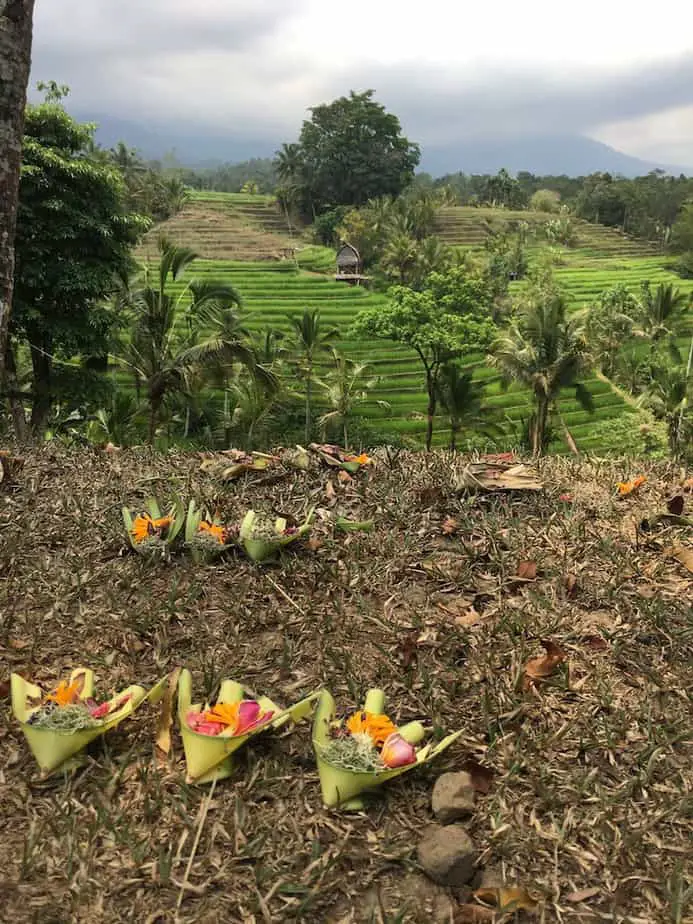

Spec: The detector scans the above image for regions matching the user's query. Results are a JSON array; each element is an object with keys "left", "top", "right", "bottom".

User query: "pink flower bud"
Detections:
[{"left": 381, "top": 732, "right": 417, "bottom": 768}]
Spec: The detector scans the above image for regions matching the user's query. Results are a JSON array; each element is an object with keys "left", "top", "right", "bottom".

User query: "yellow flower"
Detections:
[
  {"left": 346, "top": 710, "right": 397, "bottom": 747},
  {"left": 131, "top": 513, "right": 173, "bottom": 544}
]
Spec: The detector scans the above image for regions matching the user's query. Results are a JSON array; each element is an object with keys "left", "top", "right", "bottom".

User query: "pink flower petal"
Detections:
[
  {"left": 381, "top": 732, "right": 417, "bottom": 768},
  {"left": 88, "top": 702, "right": 111, "bottom": 719},
  {"left": 235, "top": 700, "right": 274, "bottom": 735},
  {"left": 186, "top": 710, "right": 226, "bottom": 736}
]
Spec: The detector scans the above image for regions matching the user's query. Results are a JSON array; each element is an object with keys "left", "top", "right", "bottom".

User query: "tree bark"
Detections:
[
  {"left": 533, "top": 396, "right": 549, "bottom": 456},
  {"left": 4, "top": 339, "right": 29, "bottom": 440},
  {"left": 425, "top": 368, "right": 436, "bottom": 452},
  {"left": 304, "top": 357, "right": 312, "bottom": 444},
  {"left": 0, "top": 0, "right": 36, "bottom": 385}
]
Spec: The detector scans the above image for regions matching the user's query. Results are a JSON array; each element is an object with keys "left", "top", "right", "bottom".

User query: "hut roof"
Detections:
[{"left": 336, "top": 242, "right": 360, "bottom": 265}]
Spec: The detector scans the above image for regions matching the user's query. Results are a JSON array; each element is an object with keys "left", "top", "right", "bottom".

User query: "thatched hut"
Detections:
[{"left": 335, "top": 242, "right": 370, "bottom": 287}]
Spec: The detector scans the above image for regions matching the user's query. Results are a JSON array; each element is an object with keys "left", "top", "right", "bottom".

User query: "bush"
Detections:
[
  {"left": 530, "top": 189, "right": 561, "bottom": 213},
  {"left": 584, "top": 410, "right": 669, "bottom": 458},
  {"left": 674, "top": 251, "right": 693, "bottom": 279},
  {"left": 312, "top": 207, "right": 348, "bottom": 247}
]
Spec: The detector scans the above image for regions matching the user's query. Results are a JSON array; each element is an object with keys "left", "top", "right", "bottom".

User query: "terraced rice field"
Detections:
[{"left": 137, "top": 193, "right": 693, "bottom": 450}]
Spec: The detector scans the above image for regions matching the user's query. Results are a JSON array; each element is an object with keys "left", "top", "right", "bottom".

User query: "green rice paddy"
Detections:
[{"left": 138, "top": 192, "right": 693, "bottom": 450}]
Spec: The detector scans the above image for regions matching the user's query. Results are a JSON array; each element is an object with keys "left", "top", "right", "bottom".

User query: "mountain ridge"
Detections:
[{"left": 79, "top": 113, "right": 693, "bottom": 178}]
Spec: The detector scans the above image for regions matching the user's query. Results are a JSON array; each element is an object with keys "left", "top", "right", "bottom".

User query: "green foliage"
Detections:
[
  {"left": 670, "top": 202, "right": 693, "bottom": 254},
  {"left": 317, "top": 350, "right": 385, "bottom": 447},
  {"left": 352, "top": 267, "right": 497, "bottom": 449},
  {"left": 288, "top": 308, "right": 339, "bottom": 442},
  {"left": 278, "top": 90, "right": 420, "bottom": 217},
  {"left": 530, "top": 189, "right": 561, "bottom": 213},
  {"left": 434, "top": 364, "right": 487, "bottom": 450},
  {"left": 10, "top": 101, "right": 148, "bottom": 435},
  {"left": 182, "top": 158, "right": 277, "bottom": 195},
  {"left": 490, "top": 275, "right": 593, "bottom": 455},
  {"left": 586, "top": 284, "right": 642, "bottom": 376}
]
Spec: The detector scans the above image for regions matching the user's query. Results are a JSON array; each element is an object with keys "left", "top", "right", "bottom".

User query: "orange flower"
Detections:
[
  {"left": 44, "top": 677, "right": 84, "bottom": 707},
  {"left": 617, "top": 476, "right": 647, "bottom": 497},
  {"left": 344, "top": 452, "right": 371, "bottom": 465},
  {"left": 202, "top": 700, "right": 273, "bottom": 736},
  {"left": 198, "top": 520, "right": 227, "bottom": 544},
  {"left": 131, "top": 513, "right": 173, "bottom": 544},
  {"left": 346, "top": 711, "right": 397, "bottom": 747}
]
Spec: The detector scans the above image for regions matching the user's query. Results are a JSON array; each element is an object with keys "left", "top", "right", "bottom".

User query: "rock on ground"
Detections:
[
  {"left": 431, "top": 771, "right": 476, "bottom": 823},
  {"left": 418, "top": 824, "right": 477, "bottom": 887}
]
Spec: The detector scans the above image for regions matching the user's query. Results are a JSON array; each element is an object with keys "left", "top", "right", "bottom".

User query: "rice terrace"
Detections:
[{"left": 2, "top": 8, "right": 693, "bottom": 924}]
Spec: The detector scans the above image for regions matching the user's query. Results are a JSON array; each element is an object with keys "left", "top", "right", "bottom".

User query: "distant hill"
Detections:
[
  {"left": 421, "top": 134, "right": 693, "bottom": 178},
  {"left": 78, "top": 113, "right": 693, "bottom": 178}
]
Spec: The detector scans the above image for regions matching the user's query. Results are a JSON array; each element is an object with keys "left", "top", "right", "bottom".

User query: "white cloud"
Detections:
[{"left": 29, "top": 0, "right": 693, "bottom": 164}]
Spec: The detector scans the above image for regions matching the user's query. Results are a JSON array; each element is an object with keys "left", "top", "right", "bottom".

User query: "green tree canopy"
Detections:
[
  {"left": 352, "top": 267, "right": 497, "bottom": 449},
  {"left": 278, "top": 90, "right": 420, "bottom": 217},
  {"left": 9, "top": 99, "right": 148, "bottom": 435}
]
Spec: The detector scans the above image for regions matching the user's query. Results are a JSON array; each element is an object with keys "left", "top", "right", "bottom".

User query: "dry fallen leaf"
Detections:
[
  {"left": 565, "top": 572, "right": 578, "bottom": 596},
  {"left": 155, "top": 668, "right": 181, "bottom": 759},
  {"left": 667, "top": 495, "right": 685, "bottom": 516},
  {"left": 442, "top": 516, "right": 460, "bottom": 536},
  {"left": 460, "top": 757, "right": 494, "bottom": 794},
  {"left": 517, "top": 560, "right": 537, "bottom": 580},
  {"left": 337, "top": 469, "right": 353, "bottom": 484},
  {"left": 682, "top": 477, "right": 693, "bottom": 493},
  {"left": 667, "top": 544, "right": 693, "bottom": 574},
  {"left": 582, "top": 634, "right": 609, "bottom": 652},
  {"left": 524, "top": 639, "right": 567, "bottom": 684},
  {"left": 474, "top": 886, "right": 539, "bottom": 913},
  {"left": 324, "top": 480, "right": 337, "bottom": 504},
  {"left": 455, "top": 905, "right": 495, "bottom": 922},
  {"left": 564, "top": 887, "right": 601, "bottom": 903},
  {"left": 455, "top": 607, "right": 483, "bottom": 628}
]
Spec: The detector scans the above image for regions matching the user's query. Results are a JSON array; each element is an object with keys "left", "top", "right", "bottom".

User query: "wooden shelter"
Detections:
[{"left": 335, "top": 242, "right": 370, "bottom": 287}]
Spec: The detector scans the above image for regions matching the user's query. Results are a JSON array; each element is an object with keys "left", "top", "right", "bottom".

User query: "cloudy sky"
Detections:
[{"left": 30, "top": 0, "right": 693, "bottom": 165}]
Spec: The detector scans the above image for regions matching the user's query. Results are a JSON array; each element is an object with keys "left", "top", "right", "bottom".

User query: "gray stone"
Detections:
[
  {"left": 417, "top": 824, "right": 477, "bottom": 887},
  {"left": 431, "top": 771, "right": 476, "bottom": 823}
]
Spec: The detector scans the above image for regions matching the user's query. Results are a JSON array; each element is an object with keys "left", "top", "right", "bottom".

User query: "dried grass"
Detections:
[{"left": 0, "top": 446, "right": 691, "bottom": 923}]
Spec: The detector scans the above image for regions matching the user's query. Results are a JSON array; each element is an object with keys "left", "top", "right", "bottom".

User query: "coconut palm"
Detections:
[
  {"left": 490, "top": 287, "right": 593, "bottom": 455},
  {"left": 381, "top": 232, "right": 419, "bottom": 286},
  {"left": 637, "top": 282, "right": 690, "bottom": 349},
  {"left": 274, "top": 143, "right": 303, "bottom": 183},
  {"left": 641, "top": 362, "right": 692, "bottom": 457},
  {"left": 435, "top": 364, "right": 486, "bottom": 451},
  {"left": 119, "top": 237, "right": 266, "bottom": 442},
  {"left": 317, "top": 350, "right": 387, "bottom": 447},
  {"left": 288, "top": 309, "right": 339, "bottom": 442}
]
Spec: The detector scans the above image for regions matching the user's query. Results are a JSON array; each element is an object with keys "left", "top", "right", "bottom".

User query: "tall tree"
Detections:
[
  {"left": 120, "top": 238, "right": 267, "bottom": 442},
  {"left": 490, "top": 281, "right": 593, "bottom": 455},
  {"left": 288, "top": 308, "right": 339, "bottom": 442},
  {"left": 10, "top": 97, "right": 147, "bottom": 436},
  {"left": 282, "top": 90, "right": 420, "bottom": 217},
  {"left": 353, "top": 268, "right": 497, "bottom": 450},
  {"left": 0, "top": 0, "right": 35, "bottom": 386}
]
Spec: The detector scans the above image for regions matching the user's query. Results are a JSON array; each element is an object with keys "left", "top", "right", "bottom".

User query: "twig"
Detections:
[
  {"left": 175, "top": 776, "right": 217, "bottom": 919},
  {"left": 265, "top": 574, "right": 303, "bottom": 614}
]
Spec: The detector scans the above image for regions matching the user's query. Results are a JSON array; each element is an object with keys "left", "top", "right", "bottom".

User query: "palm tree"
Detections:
[
  {"left": 119, "top": 237, "right": 265, "bottom": 442},
  {"left": 381, "top": 232, "right": 419, "bottom": 286},
  {"left": 274, "top": 143, "right": 303, "bottom": 183},
  {"left": 641, "top": 362, "right": 691, "bottom": 457},
  {"left": 637, "top": 282, "right": 690, "bottom": 348},
  {"left": 288, "top": 309, "right": 339, "bottom": 442},
  {"left": 317, "top": 350, "right": 387, "bottom": 447},
  {"left": 435, "top": 364, "right": 486, "bottom": 451},
  {"left": 490, "top": 287, "right": 593, "bottom": 455}
]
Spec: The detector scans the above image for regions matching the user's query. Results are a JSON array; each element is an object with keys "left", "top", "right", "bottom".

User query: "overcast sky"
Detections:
[{"left": 30, "top": 0, "right": 693, "bottom": 165}]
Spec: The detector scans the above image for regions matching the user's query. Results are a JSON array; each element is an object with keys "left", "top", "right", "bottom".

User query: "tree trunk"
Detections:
[
  {"left": 29, "top": 333, "right": 52, "bottom": 435},
  {"left": 304, "top": 358, "right": 312, "bottom": 444},
  {"left": 449, "top": 425, "right": 458, "bottom": 452},
  {"left": 0, "top": 0, "right": 36, "bottom": 385},
  {"left": 533, "top": 396, "right": 549, "bottom": 456},
  {"left": 343, "top": 420, "right": 348, "bottom": 450},
  {"left": 425, "top": 370, "right": 436, "bottom": 452},
  {"left": 223, "top": 388, "right": 231, "bottom": 448},
  {"left": 148, "top": 400, "right": 158, "bottom": 444},
  {"left": 4, "top": 340, "right": 29, "bottom": 440}
]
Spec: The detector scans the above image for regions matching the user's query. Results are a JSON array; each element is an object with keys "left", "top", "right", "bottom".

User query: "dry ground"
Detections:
[{"left": 1, "top": 448, "right": 692, "bottom": 924}]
